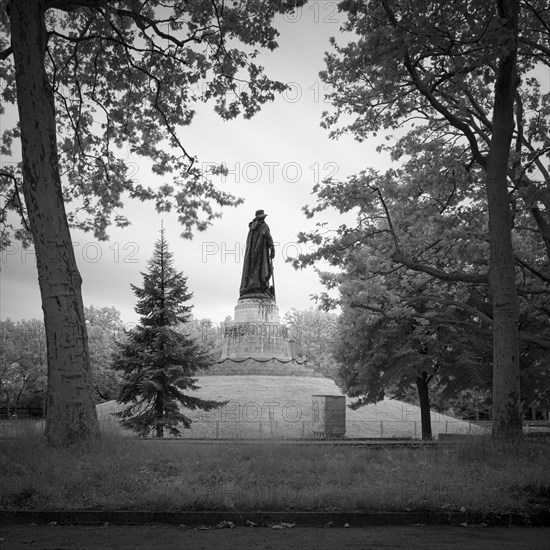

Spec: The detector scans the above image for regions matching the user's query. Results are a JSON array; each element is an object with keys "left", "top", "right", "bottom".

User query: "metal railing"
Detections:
[
  {"left": 2, "top": 416, "right": 548, "bottom": 440},
  {"left": 95, "top": 415, "right": 495, "bottom": 439}
]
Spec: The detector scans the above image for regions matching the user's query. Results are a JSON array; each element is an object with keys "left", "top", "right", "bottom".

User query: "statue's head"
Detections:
[{"left": 255, "top": 209, "right": 268, "bottom": 219}]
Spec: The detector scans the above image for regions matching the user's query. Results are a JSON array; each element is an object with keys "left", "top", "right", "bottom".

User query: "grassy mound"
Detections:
[{"left": 97, "top": 375, "right": 481, "bottom": 439}]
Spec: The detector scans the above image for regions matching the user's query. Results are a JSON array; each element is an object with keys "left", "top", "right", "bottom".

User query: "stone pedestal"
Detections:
[
  {"left": 219, "top": 297, "right": 292, "bottom": 362},
  {"left": 207, "top": 295, "right": 322, "bottom": 377}
]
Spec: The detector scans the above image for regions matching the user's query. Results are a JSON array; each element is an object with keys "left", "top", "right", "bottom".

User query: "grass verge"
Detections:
[{"left": 1, "top": 434, "right": 549, "bottom": 514}]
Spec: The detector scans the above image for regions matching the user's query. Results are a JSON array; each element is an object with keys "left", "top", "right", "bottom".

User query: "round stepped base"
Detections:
[{"left": 220, "top": 297, "right": 294, "bottom": 362}]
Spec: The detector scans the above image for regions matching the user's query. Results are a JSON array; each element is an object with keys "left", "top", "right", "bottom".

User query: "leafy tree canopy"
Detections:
[
  {"left": 0, "top": 0, "right": 306, "bottom": 447},
  {"left": 282, "top": 307, "right": 340, "bottom": 378},
  {"left": 292, "top": 0, "right": 550, "bottom": 437},
  {"left": 0, "top": 0, "right": 306, "bottom": 243},
  {"left": 0, "top": 306, "right": 126, "bottom": 407},
  {"left": 316, "top": 0, "right": 550, "bottom": 260},
  {"left": 0, "top": 318, "right": 47, "bottom": 412}
]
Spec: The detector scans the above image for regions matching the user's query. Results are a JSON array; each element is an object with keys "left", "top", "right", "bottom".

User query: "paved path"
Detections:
[{"left": 0, "top": 524, "right": 548, "bottom": 550}]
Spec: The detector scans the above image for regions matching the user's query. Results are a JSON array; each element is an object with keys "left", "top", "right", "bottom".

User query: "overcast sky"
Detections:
[{"left": 1, "top": 4, "right": 392, "bottom": 327}]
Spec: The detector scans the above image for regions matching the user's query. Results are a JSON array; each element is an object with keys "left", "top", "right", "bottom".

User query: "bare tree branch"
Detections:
[
  {"left": 0, "top": 170, "right": 30, "bottom": 233},
  {"left": 515, "top": 255, "right": 550, "bottom": 283},
  {"left": 392, "top": 249, "right": 489, "bottom": 284},
  {"left": 380, "top": 0, "right": 488, "bottom": 170},
  {"left": 0, "top": 46, "right": 12, "bottom": 60},
  {"left": 407, "top": 294, "right": 493, "bottom": 323}
]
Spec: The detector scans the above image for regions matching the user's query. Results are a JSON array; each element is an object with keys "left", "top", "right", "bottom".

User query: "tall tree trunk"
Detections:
[
  {"left": 10, "top": 0, "right": 99, "bottom": 447},
  {"left": 486, "top": 0, "right": 522, "bottom": 440},
  {"left": 416, "top": 373, "right": 432, "bottom": 440}
]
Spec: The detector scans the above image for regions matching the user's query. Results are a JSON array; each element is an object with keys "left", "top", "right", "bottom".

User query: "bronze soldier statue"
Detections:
[{"left": 239, "top": 209, "right": 275, "bottom": 298}]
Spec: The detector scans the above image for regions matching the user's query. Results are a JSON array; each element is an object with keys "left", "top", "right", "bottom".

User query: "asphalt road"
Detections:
[{"left": 0, "top": 524, "right": 548, "bottom": 550}]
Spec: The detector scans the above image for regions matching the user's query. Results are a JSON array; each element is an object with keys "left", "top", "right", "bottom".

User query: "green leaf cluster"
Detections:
[
  {"left": 0, "top": 0, "right": 307, "bottom": 242},
  {"left": 295, "top": 0, "right": 550, "bottom": 421}
]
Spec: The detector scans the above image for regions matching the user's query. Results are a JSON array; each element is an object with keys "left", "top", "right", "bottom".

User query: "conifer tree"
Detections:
[{"left": 113, "top": 230, "right": 224, "bottom": 437}]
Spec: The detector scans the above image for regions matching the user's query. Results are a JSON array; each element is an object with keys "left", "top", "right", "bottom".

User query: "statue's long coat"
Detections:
[{"left": 240, "top": 219, "right": 274, "bottom": 296}]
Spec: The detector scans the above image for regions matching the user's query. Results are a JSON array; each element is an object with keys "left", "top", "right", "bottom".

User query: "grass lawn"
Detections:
[{"left": 1, "top": 434, "right": 549, "bottom": 514}]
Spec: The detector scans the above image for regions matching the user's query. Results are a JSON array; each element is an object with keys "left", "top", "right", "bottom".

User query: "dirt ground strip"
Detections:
[{"left": 0, "top": 524, "right": 549, "bottom": 550}]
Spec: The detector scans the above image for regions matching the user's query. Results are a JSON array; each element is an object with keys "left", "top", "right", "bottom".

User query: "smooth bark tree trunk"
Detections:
[
  {"left": 486, "top": 0, "right": 522, "bottom": 439},
  {"left": 416, "top": 374, "right": 432, "bottom": 440},
  {"left": 10, "top": 0, "right": 99, "bottom": 447}
]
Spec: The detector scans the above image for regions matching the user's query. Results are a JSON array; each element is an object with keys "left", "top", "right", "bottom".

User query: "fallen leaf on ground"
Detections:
[
  {"left": 216, "top": 520, "right": 235, "bottom": 529},
  {"left": 272, "top": 522, "right": 296, "bottom": 529}
]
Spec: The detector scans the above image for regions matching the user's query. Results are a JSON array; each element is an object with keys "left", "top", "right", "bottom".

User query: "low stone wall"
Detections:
[{"left": 203, "top": 358, "right": 324, "bottom": 377}]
